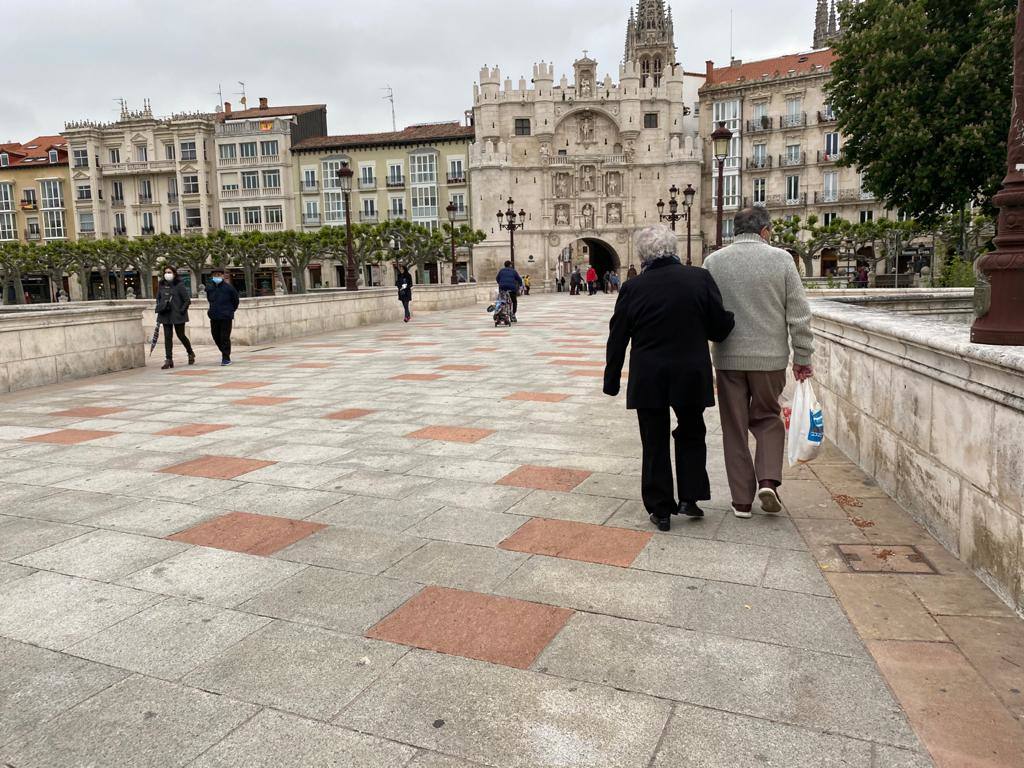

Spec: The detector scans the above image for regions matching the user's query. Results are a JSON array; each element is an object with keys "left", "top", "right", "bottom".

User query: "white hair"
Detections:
[{"left": 634, "top": 224, "right": 678, "bottom": 266}]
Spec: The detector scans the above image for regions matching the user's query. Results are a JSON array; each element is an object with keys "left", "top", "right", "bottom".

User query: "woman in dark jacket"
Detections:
[
  {"left": 155, "top": 267, "right": 194, "bottom": 369},
  {"left": 396, "top": 265, "right": 413, "bottom": 323}
]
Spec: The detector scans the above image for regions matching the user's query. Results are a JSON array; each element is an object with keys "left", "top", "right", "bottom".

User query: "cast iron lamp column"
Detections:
[
  {"left": 337, "top": 162, "right": 358, "bottom": 291},
  {"left": 682, "top": 183, "right": 696, "bottom": 265},
  {"left": 446, "top": 202, "right": 459, "bottom": 284},
  {"left": 711, "top": 121, "right": 734, "bottom": 249},
  {"left": 496, "top": 197, "right": 526, "bottom": 268},
  {"left": 656, "top": 185, "right": 683, "bottom": 230}
]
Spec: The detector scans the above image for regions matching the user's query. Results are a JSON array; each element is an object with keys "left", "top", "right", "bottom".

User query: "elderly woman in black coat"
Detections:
[{"left": 155, "top": 267, "right": 195, "bottom": 369}]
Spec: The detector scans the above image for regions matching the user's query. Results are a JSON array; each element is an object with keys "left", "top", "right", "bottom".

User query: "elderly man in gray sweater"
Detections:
[{"left": 704, "top": 207, "right": 815, "bottom": 519}]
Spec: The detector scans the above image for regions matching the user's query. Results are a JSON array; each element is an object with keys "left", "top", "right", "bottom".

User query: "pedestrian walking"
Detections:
[
  {"left": 155, "top": 267, "right": 194, "bottom": 370},
  {"left": 396, "top": 265, "right": 413, "bottom": 322},
  {"left": 703, "top": 207, "right": 815, "bottom": 520},
  {"left": 570, "top": 267, "right": 582, "bottom": 295},
  {"left": 626, "top": 264, "right": 638, "bottom": 281},
  {"left": 206, "top": 268, "right": 239, "bottom": 366},
  {"left": 609, "top": 272, "right": 621, "bottom": 293},
  {"left": 604, "top": 225, "right": 735, "bottom": 531},
  {"left": 523, "top": 275, "right": 532, "bottom": 295},
  {"left": 585, "top": 265, "right": 598, "bottom": 295},
  {"left": 495, "top": 260, "right": 524, "bottom": 322}
]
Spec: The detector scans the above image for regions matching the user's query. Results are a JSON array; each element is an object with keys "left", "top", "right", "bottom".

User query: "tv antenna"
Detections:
[
  {"left": 215, "top": 84, "right": 225, "bottom": 111},
  {"left": 383, "top": 85, "right": 396, "bottom": 132},
  {"left": 113, "top": 97, "right": 127, "bottom": 117},
  {"left": 237, "top": 81, "right": 247, "bottom": 109}
]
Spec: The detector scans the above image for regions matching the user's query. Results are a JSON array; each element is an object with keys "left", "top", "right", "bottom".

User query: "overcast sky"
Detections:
[{"left": 3, "top": 0, "right": 814, "bottom": 141}]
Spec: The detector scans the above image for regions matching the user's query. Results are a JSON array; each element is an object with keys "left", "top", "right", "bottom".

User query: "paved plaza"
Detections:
[{"left": 1, "top": 294, "right": 1022, "bottom": 767}]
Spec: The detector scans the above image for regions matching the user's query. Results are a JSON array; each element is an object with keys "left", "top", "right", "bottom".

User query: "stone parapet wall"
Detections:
[
  {"left": 809, "top": 294, "right": 1024, "bottom": 611},
  {"left": 0, "top": 305, "right": 146, "bottom": 393}
]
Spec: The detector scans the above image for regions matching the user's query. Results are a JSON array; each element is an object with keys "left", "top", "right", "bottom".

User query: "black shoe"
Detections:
[
  {"left": 161, "top": 359, "right": 173, "bottom": 370},
  {"left": 187, "top": 352, "right": 196, "bottom": 366},
  {"left": 649, "top": 513, "right": 671, "bottom": 532},
  {"left": 677, "top": 501, "right": 704, "bottom": 518}
]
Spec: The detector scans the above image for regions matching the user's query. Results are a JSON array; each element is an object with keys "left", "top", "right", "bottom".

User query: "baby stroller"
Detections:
[{"left": 487, "top": 290, "right": 514, "bottom": 327}]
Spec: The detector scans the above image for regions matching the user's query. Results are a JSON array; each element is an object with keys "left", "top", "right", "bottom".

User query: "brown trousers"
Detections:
[{"left": 716, "top": 369, "right": 787, "bottom": 506}]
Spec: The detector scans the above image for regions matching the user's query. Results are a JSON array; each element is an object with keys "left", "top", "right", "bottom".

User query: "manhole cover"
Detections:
[{"left": 836, "top": 544, "right": 937, "bottom": 574}]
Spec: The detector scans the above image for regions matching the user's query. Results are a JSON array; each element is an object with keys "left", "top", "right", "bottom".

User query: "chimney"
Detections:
[
  {"left": 705, "top": 59, "right": 714, "bottom": 79},
  {"left": 224, "top": 101, "right": 232, "bottom": 114},
  {"left": 258, "top": 97, "right": 268, "bottom": 110},
  {"left": 730, "top": 58, "right": 742, "bottom": 67}
]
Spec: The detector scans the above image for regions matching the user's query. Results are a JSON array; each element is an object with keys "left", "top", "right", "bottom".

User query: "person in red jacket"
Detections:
[{"left": 585, "top": 265, "right": 598, "bottom": 295}]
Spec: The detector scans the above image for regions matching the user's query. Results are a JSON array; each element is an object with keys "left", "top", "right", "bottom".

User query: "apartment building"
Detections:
[
  {"left": 214, "top": 98, "right": 327, "bottom": 235},
  {"left": 698, "top": 49, "right": 887, "bottom": 273},
  {"left": 62, "top": 103, "right": 216, "bottom": 240},
  {"left": 290, "top": 121, "right": 474, "bottom": 285},
  {"left": 0, "top": 136, "right": 75, "bottom": 247}
]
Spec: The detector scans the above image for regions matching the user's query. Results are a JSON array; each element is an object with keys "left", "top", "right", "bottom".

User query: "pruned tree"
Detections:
[{"left": 0, "top": 241, "right": 31, "bottom": 304}]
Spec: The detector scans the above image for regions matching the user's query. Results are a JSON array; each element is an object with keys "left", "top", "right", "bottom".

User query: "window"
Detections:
[
  {"left": 448, "top": 158, "right": 464, "bottom": 180},
  {"left": 711, "top": 174, "right": 739, "bottom": 208},
  {"left": 138, "top": 179, "right": 152, "bottom": 202},
  {"left": 73, "top": 149, "right": 88, "bottom": 168},
  {"left": 822, "top": 102, "right": 836, "bottom": 120},
  {"left": 514, "top": 118, "right": 531, "bottom": 136},
  {"left": 786, "top": 96, "right": 802, "bottom": 116},
  {"left": 224, "top": 208, "right": 241, "bottom": 226},
  {"left": 182, "top": 175, "right": 199, "bottom": 195},
  {"left": 0, "top": 153, "right": 7, "bottom": 167},
  {"left": 387, "top": 162, "right": 403, "bottom": 183},
  {"left": 108, "top": 148, "right": 120, "bottom": 164},
  {"left": 180, "top": 141, "right": 197, "bottom": 161},
  {"left": 265, "top": 206, "right": 283, "bottom": 224},
  {"left": 450, "top": 192, "right": 466, "bottom": 213},
  {"left": 219, "top": 144, "right": 237, "bottom": 161},
  {"left": 723, "top": 217, "right": 735, "bottom": 239},
  {"left": 135, "top": 145, "right": 148, "bottom": 162},
  {"left": 303, "top": 168, "right": 317, "bottom": 188},
  {"left": 389, "top": 196, "right": 405, "bottom": 216},
  {"left": 753, "top": 102, "right": 768, "bottom": 120},
  {"left": 76, "top": 184, "right": 91, "bottom": 200},
  {"left": 643, "top": 113, "right": 659, "bottom": 129},
  {"left": 860, "top": 209, "right": 874, "bottom": 223},
  {"left": 823, "top": 171, "right": 838, "bottom": 203},
  {"left": 241, "top": 171, "right": 259, "bottom": 190},
  {"left": 43, "top": 210, "right": 66, "bottom": 238},
  {"left": 360, "top": 165, "right": 375, "bottom": 185},
  {"left": 712, "top": 100, "right": 740, "bottom": 132},
  {"left": 259, "top": 140, "right": 278, "bottom": 157},
  {"left": 0, "top": 212, "right": 13, "bottom": 240},
  {"left": 240, "top": 142, "right": 258, "bottom": 158},
  {"left": 752, "top": 177, "right": 766, "bottom": 205},
  {"left": 786, "top": 175, "right": 800, "bottom": 203},
  {"left": 303, "top": 201, "right": 319, "bottom": 222},
  {"left": 164, "top": 143, "right": 175, "bottom": 160},
  {"left": 752, "top": 143, "right": 768, "bottom": 167},
  {"left": 40, "top": 180, "right": 63, "bottom": 208},
  {"left": 48, "top": 149, "right": 58, "bottom": 164},
  {"left": 411, "top": 185, "right": 438, "bottom": 218},
  {"left": 824, "top": 132, "right": 840, "bottom": 159},
  {"left": 859, "top": 171, "right": 874, "bottom": 199},
  {"left": 244, "top": 207, "right": 262, "bottom": 225},
  {"left": 823, "top": 212, "right": 837, "bottom": 226},
  {"left": 141, "top": 212, "right": 154, "bottom": 232},
  {"left": 0, "top": 183, "right": 12, "bottom": 211},
  {"left": 322, "top": 159, "right": 343, "bottom": 188},
  {"left": 261, "top": 170, "right": 280, "bottom": 189},
  {"left": 324, "top": 192, "right": 346, "bottom": 223},
  {"left": 111, "top": 181, "right": 124, "bottom": 202},
  {"left": 166, "top": 210, "right": 179, "bottom": 232},
  {"left": 185, "top": 208, "right": 201, "bottom": 228},
  {"left": 26, "top": 217, "right": 40, "bottom": 237},
  {"left": 786, "top": 144, "right": 802, "bottom": 165},
  {"left": 410, "top": 154, "right": 436, "bottom": 184},
  {"left": 22, "top": 188, "right": 36, "bottom": 206},
  {"left": 362, "top": 198, "right": 376, "bottom": 216},
  {"left": 78, "top": 212, "right": 94, "bottom": 233}
]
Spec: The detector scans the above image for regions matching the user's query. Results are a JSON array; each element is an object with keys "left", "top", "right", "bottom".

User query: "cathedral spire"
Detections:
[
  {"left": 624, "top": 0, "right": 677, "bottom": 84},
  {"left": 813, "top": 0, "right": 828, "bottom": 49},
  {"left": 827, "top": 0, "right": 838, "bottom": 35}
]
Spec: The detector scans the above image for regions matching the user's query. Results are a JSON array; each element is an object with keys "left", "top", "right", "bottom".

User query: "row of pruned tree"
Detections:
[{"left": 0, "top": 220, "right": 487, "bottom": 304}]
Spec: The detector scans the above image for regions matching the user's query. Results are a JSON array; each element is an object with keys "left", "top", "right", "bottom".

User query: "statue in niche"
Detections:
[
  {"left": 539, "top": 143, "right": 550, "bottom": 161},
  {"left": 580, "top": 165, "right": 595, "bottom": 192},
  {"left": 607, "top": 204, "right": 622, "bottom": 224},
  {"left": 554, "top": 173, "right": 569, "bottom": 198},
  {"left": 555, "top": 205, "right": 569, "bottom": 226},
  {"left": 624, "top": 139, "right": 636, "bottom": 161},
  {"left": 580, "top": 78, "right": 593, "bottom": 98},
  {"left": 607, "top": 172, "right": 621, "bottom": 196},
  {"left": 579, "top": 114, "right": 595, "bottom": 143},
  {"left": 582, "top": 203, "right": 595, "bottom": 229}
]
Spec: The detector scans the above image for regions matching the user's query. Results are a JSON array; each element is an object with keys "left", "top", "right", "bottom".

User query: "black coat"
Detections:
[
  {"left": 396, "top": 272, "right": 413, "bottom": 301},
  {"left": 155, "top": 280, "right": 191, "bottom": 326},
  {"left": 206, "top": 281, "right": 239, "bottom": 320},
  {"left": 604, "top": 259, "right": 734, "bottom": 410}
]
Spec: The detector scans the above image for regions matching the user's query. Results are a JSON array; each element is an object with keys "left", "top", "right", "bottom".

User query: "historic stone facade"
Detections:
[{"left": 469, "top": 1, "right": 704, "bottom": 287}]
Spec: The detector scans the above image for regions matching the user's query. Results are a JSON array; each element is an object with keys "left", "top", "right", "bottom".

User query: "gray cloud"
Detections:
[{"left": 2, "top": 0, "right": 815, "bottom": 140}]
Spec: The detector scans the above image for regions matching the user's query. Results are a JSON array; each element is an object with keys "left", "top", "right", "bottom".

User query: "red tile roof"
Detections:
[
  {"left": 292, "top": 122, "right": 475, "bottom": 152},
  {"left": 217, "top": 104, "right": 325, "bottom": 122},
  {"left": 702, "top": 49, "right": 836, "bottom": 88},
  {"left": 0, "top": 135, "right": 68, "bottom": 167}
]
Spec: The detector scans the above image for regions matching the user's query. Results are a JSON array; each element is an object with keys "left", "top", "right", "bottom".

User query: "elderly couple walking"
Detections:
[{"left": 604, "top": 207, "right": 815, "bottom": 531}]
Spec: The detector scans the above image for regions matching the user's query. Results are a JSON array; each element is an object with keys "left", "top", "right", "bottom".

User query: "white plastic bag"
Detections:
[{"left": 787, "top": 380, "right": 825, "bottom": 466}]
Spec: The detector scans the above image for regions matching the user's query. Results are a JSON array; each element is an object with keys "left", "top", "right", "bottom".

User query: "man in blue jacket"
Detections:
[
  {"left": 206, "top": 268, "right": 240, "bottom": 366},
  {"left": 495, "top": 261, "right": 524, "bottom": 322}
]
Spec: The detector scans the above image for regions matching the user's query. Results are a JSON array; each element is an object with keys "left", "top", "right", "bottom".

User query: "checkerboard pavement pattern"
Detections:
[{"left": 1, "top": 293, "right": 1020, "bottom": 766}]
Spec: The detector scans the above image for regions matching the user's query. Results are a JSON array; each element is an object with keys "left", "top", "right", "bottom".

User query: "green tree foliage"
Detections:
[{"left": 828, "top": 0, "right": 1016, "bottom": 223}]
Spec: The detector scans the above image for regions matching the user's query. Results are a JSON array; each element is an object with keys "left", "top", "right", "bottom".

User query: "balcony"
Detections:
[
  {"left": 779, "top": 152, "right": 807, "bottom": 168},
  {"left": 386, "top": 176, "right": 405, "bottom": 188},
  {"left": 450, "top": 209, "right": 468, "bottom": 221},
  {"left": 743, "top": 194, "right": 808, "bottom": 209},
  {"left": 19, "top": 199, "right": 37, "bottom": 211},
  {"left": 814, "top": 191, "right": 840, "bottom": 204},
  {"left": 360, "top": 212, "right": 379, "bottom": 223},
  {"left": 113, "top": 228, "right": 128, "bottom": 237},
  {"left": 223, "top": 223, "right": 241, "bottom": 234},
  {"left": 240, "top": 221, "right": 285, "bottom": 233},
  {"left": 217, "top": 119, "right": 291, "bottom": 136},
  {"left": 78, "top": 230, "right": 96, "bottom": 239},
  {"left": 218, "top": 154, "right": 280, "bottom": 168},
  {"left": 170, "top": 225, "right": 181, "bottom": 234},
  {"left": 301, "top": 181, "right": 320, "bottom": 193},
  {"left": 184, "top": 226, "right": 203, "bottom": 235},
  {"left": 745, "top": 116, "right": 774, "bottom": 133},
  {"left": 104, "top": 160, "right": 176, "bottom": 175},
  {"left": 168, "top": 193, "right": 179, "bottom": 204},
  {"left": 111, "top": 198, "right": 125, "bottom": 208},
  {"left": 358, "top": 177, "right": 377, "bottom": 191},
  {"left": 75, "top": 196, "right": 93, "bottom": 207},
  {"left": 264, "top": 221, "right": 284, "bottom": 232},
  {"left": 302, "top": 214, "right": 322, "bottom": 226},
  {"left": 746, "top": 156, "right": 772, "bottom": 170},
  {"left": 220, "top": 187, "right": 281, "bottom": 199},
  {"left": 137, "top": 195, "right": 154, "bottom": 205},
  {"left": 24, "top": 229, "right": 41, "bottom": 241},
  {"left": 446, "top": 174, "right": 467, "bottom": 185},
  {"left": 780, "top": 113, "right": 808, "bottom": 129},
  {"left": 182, "top": 190, "right": 202, "bottom": 200},
  {"left": 818, "top": 150, "right": 843, "bottom": 164},
  {"left": 388, "top": 210, "right": 407, "bottom": 220},
  {"left": 817, "top": 110, "right": 838, "bottom": 124},
  {"left": 140, "top": 227, "right": 156, "bottom": 236}
]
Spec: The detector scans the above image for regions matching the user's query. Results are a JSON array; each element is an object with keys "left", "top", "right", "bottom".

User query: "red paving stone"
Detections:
[
  {"left": 499, "top": 518, "right": 652, "bottom": 567},
  {"left": 497, "top": 465, "right": 592, "bottom": 492},
  {"left": 290, "top": 363, "right": 332, "bottom": 369},
  {"left": 548, "top": 359, "right": 604, "bottom": 367},
  {"left": 343, "top": 349, "right": 382, "bottom": 354},
  {"left": 408, "top": 355, "right": 443, "bottom": 362},
  {"left": 505, "top": 392, "right": 571, "bottom": 403},
  {"left": 325, "top": 408, "right": 376, "bottom": 420},
  {"left": 438, "top": 364, "right": 488, "bottom": 372},
  {"left": 472, "top": 347, "right": 498, "bottom": 352},
  {"left": 837, "top": 544, "right": 937, "bottom": 574},
  {"left": 366, "top": 586, "right": 573, "bottom": 669},
  {"left": 407, "top": 425, "right": 496, "bottom": 443},
  {"left": 159, "top": 455, "right": 276, "bottom": 480},
  {"left": 167, "top": 511, "right": 326, "bottom": 556},
  {"left": 49, "top": 406, "right": 124, "bottom": 418},
  {"left": 25, "top": 429, "right": 117, "bottom": 445},
  {"left": 215, "top": 381, "right": 271, "bottom": 390},
  {"left": 155, "top": 423, "right": 232, "bottom": 437},
  {"left": 537, "top": 352, "right": 589, "bottom": 358},
  {"left": 391, "top": 373, "right": 447, "bottom": 382},
  {"left": 231, "top": 396, "right": 296, "bottom": 406}
]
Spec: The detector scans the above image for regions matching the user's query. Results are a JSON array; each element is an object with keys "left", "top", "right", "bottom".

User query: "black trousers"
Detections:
[
  {"left": 210, "top": 318, "right": 233, "bottom": 360},
  {"left": 636, "top": 406, "right": 711, "bottom": 518},
  {"left": 163, "top": 323, "right": 193, "bottom": 360},
  {"left": 510, "top": 292, "right": 518, "bottom": 316}
]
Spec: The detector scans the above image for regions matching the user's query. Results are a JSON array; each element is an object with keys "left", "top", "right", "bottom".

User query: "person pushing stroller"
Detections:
[{"left": 495, "top": 261, "right": 524, "bottom": 323}]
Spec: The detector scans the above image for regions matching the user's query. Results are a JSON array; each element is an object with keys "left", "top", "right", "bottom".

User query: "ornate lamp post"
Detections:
[
  {"left": 496, "top": 197, "right": 526, "bottom": 268},
  {"left": 971, "top": 1, "right": 1024, "bottom": 345},
  {"left": 446, "top": 201, "right": 459, "bottom": 284},
  {"left": 711, "top": 121, "right": 734, "bottom": 249},
  {"left": 656, "top": 183, "right": 697, "bottom": 265},
  {"left": 337, "top": 162, "right": 358, "bottom": 291},
  {"left": 682, "top": 183, "right": 696, "bottom": 265}
]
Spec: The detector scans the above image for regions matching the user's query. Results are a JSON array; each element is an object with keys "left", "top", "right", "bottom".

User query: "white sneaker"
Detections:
[
  {"left": 757, "top": 487, "right": 783, "bottom": 515},
  {"left": 732, "top": 504, "right": 752, "bottom": 519}
]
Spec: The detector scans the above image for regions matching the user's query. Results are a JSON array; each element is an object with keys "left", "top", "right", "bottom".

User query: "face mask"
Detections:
[
  {"left": 211, "top": 276, "right": 223, "bottom": 284},
  {"left": 163, "top": 274, "right": 175, "bottom": 282}
]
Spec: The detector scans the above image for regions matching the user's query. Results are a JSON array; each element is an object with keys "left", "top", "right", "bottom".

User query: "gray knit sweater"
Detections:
[{"left": 703, "top": 233, "right": 815, "bottom": 371}]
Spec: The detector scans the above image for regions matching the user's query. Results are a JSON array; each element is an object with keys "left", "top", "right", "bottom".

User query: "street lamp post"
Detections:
[
  {"left": 711, "top": 121, "right": 734, "bottom": 249},
  {"left": 682, "top": 183, "right": 696, "bottom": 265},
  {"left": 337, "top": 162, "right": 358, "bottom": 291},
  {"left": 971, "top": 0, "right": 1024, "bottom": 345},
  {"left": 496, "top": 197, "right": 526, "bottom": 268},
  {"left": 656, "top": 183, "right": 697, "bottom": 265},
  {"left": 446, "top": 202, "right": 459, "bottom": 285}
]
